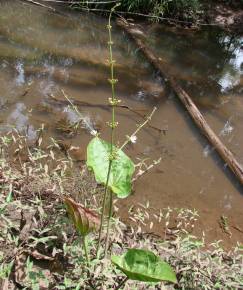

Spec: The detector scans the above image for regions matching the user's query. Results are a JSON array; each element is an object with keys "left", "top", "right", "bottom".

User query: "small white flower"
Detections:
[
  {"left": 130, "top": 135, "right": 137, "bottom": 144},
  {"left": 90, "top": 129, "right": 98, "bottom": 136}
]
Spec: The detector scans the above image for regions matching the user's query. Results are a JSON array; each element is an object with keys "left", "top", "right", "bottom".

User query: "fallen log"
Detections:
[{"left": 117, "top": 18, "right": 243, "bottom": 185}]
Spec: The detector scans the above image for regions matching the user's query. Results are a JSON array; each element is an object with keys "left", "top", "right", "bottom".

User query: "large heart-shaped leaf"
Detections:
[
  {"left": 87, "top": 137, "right": 135, "bottom": 198},
  {"left": 111, "top": 249, "right": 177, "bottom": 283}
]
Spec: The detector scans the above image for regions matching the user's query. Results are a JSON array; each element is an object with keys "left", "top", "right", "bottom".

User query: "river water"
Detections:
[{"left": 0, "top": 0, "right": 242, "bottom": 247}]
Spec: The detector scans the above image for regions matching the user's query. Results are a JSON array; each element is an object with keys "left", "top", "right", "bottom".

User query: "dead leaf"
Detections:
[
  {"left": 0, "top": 278, "right": 9, "bottom": 290},
  {"left": 14, "top": 252, "right": 27, "bottom": 286},
  {"left": 28, "top": 249, "right": 54, "bottom": 261},
  {"left": 19, "top": 210, "right": 37, "bottom": 241},
  {"left": 64, "top": 196, "right": 100, "bottom": 236}
]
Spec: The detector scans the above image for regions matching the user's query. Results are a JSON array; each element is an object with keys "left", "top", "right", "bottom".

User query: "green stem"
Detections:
[
  {"left": 96, "top": 160, "right": 112, "bottom": 256},
  {"left": 104, "top": 189, "right": 113, "bottom": 257},
  {"left": 96, "top": 4, "right": 119, "bottom": 258},
  {"left": 82, "top": 235, "right": 90, "bottom": 265},
  {"left": 119, "top": 106, "right": 157, "bottom": 151},
  {"left": 108, "top": 9, "right": 116, "bottom": 150}
]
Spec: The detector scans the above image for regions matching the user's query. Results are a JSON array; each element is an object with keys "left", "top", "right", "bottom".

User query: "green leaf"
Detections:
[
  {"left": 87, "top": 137, "right": 135, "bottom": 198},
  {"left": 111, "top": 249, "right": 177, "bottom": 283}
]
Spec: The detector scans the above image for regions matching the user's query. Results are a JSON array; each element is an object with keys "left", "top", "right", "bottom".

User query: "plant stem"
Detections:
[
  {"left": 96, "top": 5, "right": 119, "bottom": 258},
  {"left": 96, "top": 160, "right": 112, "bottom": 256},
  {"left": 108, "top": 8, "right": 116, "bottom": 151},
  {"left": 62, "top": 89, "right": 82, "bottom": 118},
  {"left": 82, "top": 235, "right": 90, "bottom": 265},
  {"left": 104, "top": 189, "right": 113, "bottom": 257},
  {"left": 119, "top": 107, "right": 157, "bottom": 151},
  {"left": 115, "top": 277, "right": 129, "bottom": 290},
  {"left": 102, "top": 8, "right": 117, "bottom": 259}
]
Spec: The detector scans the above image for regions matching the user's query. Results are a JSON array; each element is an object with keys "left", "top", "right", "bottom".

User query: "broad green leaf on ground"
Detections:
[
  {"left": 111, "top": 249, "right": 177, "bottom": 283},
  {"left": 87, "top": 137, "right": 135, "bottom": 198}
]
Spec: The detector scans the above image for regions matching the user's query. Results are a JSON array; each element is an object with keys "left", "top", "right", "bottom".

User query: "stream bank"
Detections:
[
  {"left": 0, "top": 137, "right": 242, "bottom": 289},
  {"left": 0, "top": 1, "right": 243, "bottom": 288},
  {"left": 42, "top": 0, "right": 243, "bottom": 34}
]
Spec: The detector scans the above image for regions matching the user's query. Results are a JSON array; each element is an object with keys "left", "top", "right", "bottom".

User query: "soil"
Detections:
[{"left": 205, "top": 1, "right": 243, "bottom": 34}]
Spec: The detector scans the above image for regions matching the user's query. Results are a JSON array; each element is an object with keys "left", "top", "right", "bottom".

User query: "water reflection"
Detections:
[
  {"left": 146, "top": 25, "right": 243, "bottom": 109},
  {"left": 8, "top": 102, "right": 37, "bottom": 140},
  {"left": 15, "top": 61, "right": 25, "bottom": 86},
  {"left": 218, "top": 37, "right": 243, "bottom": 92}
]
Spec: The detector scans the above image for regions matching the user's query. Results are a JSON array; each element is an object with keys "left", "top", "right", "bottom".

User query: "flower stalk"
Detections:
[
  {"left": 96, "top": 4, "right": 120, "bottom": 258},
  {"left": 82, "top": 235, "right": 90, "bottom": 265},
  {"left": 120, "top": 106, "right": 157, "bottom": 151}
]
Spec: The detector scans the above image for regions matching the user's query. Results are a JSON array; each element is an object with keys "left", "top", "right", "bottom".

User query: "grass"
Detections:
[
  {"left": 71, "top": 0, "right": 243, "bottom": 27},
  {"left": 0, "top": 133, "right": 242, "bottom": 289},
  {"left": 72, "top": 0, "right": 202, "bottom": 21}
]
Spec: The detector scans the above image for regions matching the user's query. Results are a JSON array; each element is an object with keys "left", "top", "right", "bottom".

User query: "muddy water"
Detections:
[{"left": 0, "top": 1, "right": 242, "bottom": 247}]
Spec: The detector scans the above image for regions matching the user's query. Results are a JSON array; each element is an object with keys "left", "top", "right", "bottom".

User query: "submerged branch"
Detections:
[{"left": 48, "top": 93, "right": 165, "bottom": 134}]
